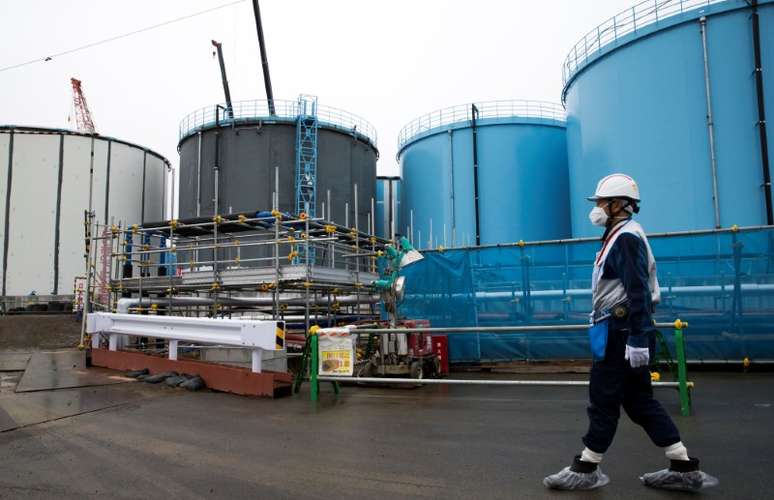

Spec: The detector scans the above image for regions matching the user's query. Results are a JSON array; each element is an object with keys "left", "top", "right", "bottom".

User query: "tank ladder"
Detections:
[{"left": 295, "top": 94, "right": 318, "bottom": 263}]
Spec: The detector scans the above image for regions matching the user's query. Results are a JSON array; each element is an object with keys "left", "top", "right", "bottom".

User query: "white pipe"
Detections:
[{"left": 116, "top": 294, "right": 381, "bottom": 313}]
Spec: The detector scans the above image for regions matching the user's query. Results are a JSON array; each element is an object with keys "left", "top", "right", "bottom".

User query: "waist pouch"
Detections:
[{"left": 588, "top": 319, "right": 609, "bottom": 361}]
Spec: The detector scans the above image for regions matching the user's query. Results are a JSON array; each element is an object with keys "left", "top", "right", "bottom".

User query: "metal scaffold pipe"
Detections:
[{"left": 348, "top": 322, "right": 684, "bottom": 335}]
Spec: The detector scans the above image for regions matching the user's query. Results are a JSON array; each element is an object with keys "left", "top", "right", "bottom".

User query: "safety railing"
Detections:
[
  {"left": 87, "top": 312, "right": 285, "bottom": 373},
  {"left": 306, "top": 321, "right": 694, "bottom": 416},
  {"left": 562, "top": 0, "right": 726, "bottom": 89},
  {"left": 178, "top": 98, "right": 378, "bottom": 147},
  {"left": 397, "top": 100, "right": 566, "bottom": 151}
]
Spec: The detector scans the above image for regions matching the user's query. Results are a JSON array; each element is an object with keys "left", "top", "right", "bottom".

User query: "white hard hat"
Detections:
[{"left": 587, "top": 173, "right": 641, "bottom": 202}]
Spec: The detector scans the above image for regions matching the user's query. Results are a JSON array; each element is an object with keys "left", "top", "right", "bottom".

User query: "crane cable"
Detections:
[{"left": 0, "top": 0, "right": 247, "bottom": 73}]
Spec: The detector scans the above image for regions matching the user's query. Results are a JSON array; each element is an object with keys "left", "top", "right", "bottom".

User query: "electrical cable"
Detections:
[{"left": 0, "top": 0, "right": 247, "bottom": 73}]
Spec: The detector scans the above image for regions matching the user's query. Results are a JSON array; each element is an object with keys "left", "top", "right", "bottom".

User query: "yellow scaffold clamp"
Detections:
[
  {"left": 170, "top": 245, "right": 177, "bottom": 254},
  {"left": 131, "top": 224, "right": 139, "bottom": 234},
  {"left": 517, "top": 240, "right": 526, "bottom": 248},
  {"left": 376, "top": 250, "right": 384, "bottom": 257},
  {"left": 730, "top": 224, "right": 739, "bottom": 233},
  {"left": 673, "top": 319, "right": 688, "bottom": 330},
  {"left": 213, "top": 215, "right": 223, "bottom": 225},
  {"left": 309, "top": 325, "right": 320, "bottom": 336},
  {"left": 169, "top": 219, "right": 178, "bottom": 230},
  {"left": 238, "top": 214, "right": 247, "bottom": 224},
  {"left": 234, "top": 256, "right": 240, "bottom": 265},
  {"left": 303, "top": 281, "right": 312, "bottom": 288},
  {"left": 272, "top": 209, "right": 282, "bottom": 221},
  {"left": 369, "top": 236, "right": 377, "bottom": 245},
  {"left": 210, "top": 282, "right": 221, "bottom": 291},
  {"left": 110, "top": 224, "right": 120, "bottom": 237},
  {"left": 286, "top": 235, "right": 296, "bottom": 244},
  {"left": 437, "top": 245, "right": 445, "bottom": 252},
  {"left": 288, "top": 250, "right": 299, "bottom": 261},
  {"left": 324, "top": 225, "right": 336, "bottom": 234}
]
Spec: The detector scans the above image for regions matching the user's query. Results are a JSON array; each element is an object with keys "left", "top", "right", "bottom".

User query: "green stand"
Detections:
[
  {"left": 311, "top": 331, "right": 319, "bottom": 401},
  {"left": 673, "top": 320, "right": 692, "bottom": 416},
  {"left": 307, "top": 326, "right": 338, "bottom": 402}
]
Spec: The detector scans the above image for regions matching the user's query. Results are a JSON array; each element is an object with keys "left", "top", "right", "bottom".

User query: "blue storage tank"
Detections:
[
  {"left": 375, "top": 176, "right": 400, "bottom": 239},
  {"left": 564, "top": 0, "right": 774, "bottom": 237},
  {"left": 397, "top": 100, "right": 571, "bottom": 248}
]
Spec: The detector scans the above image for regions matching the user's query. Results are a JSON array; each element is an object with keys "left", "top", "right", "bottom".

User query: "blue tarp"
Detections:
[{"left": 398, "top": 228, "right": 774, "bottom": 362}]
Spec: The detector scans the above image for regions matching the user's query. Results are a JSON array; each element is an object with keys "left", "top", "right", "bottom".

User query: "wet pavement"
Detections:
[
  {"left": 15, "top": 351, "right": 133, "bottom": 393},
  {"left": 0, "top": 361, "right": 771, "bottom": 499}
]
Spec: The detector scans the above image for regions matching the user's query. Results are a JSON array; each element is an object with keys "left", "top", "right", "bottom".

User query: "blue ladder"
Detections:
[{"left": 295, "top": 95, "right": 318, "bottom": 264}]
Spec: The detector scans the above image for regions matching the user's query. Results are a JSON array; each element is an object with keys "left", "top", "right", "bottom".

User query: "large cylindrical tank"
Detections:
[
  {"left": 0, "top": 126, "right": 169, "bottom": 297},
  {"left": 564, "top": 0, "right": 774, "bottom": 237},
  {"left": 397, "top": 100, "right": 570, "bottom": 247},
  {"left": 177, "top": 99, "right": 378, "bottom": 228},
  {"left": 375, "top": 176, "right": 400, "bottom": 239}
]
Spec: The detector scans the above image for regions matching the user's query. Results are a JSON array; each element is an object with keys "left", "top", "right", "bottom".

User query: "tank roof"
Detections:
[
  {"left": 561, "top": 0, "right": 769, "bottom": 103},
  {"left": 397, "top": 100, "right": 566, "bottom": 156},
  {"left": 0, "top": 125, "right": 171, "bottom": 166},
  {"left": 178, "top": 98, "right": 378, "bottom": 151}
]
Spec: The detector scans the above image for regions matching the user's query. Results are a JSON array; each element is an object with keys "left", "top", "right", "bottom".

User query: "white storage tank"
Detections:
[{"left": 0, "top": 126, "right": 170, "bottom": 303}]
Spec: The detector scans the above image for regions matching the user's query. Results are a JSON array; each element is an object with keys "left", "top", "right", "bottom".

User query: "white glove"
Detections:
[{"left": 625, "top": 345, "right": 649, "bottom": 368}]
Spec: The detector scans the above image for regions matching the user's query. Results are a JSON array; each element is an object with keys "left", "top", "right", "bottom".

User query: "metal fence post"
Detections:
[
  {"left": 673, "top": 319, "right": 691, "bottom": 416},
  {"left": 310, "top": 325, "right": 319, "bottom": 401}
]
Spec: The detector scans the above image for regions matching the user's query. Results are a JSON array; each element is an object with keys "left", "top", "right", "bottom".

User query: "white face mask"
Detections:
[{"left": 589, "top": 206, "right": 608, "bottom": 227}]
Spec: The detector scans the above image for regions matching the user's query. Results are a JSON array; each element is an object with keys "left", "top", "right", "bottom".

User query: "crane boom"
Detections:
[
  {"left": 70, "top": 78, "right": 96, "bottom": 133},
  {"left": 252, "top": 0, "right": 275, "bottom": 115},
  {"left": 211, "top": 40, "right": 234, "bottom": 119}
]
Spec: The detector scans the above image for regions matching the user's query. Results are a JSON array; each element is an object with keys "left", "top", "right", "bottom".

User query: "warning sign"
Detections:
[{"left": 318, "top": 328, "right": 356, "bottom": 376}]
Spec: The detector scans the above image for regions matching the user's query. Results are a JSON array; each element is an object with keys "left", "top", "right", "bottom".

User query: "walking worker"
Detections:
[{"left": 543, "top": 174, "right": 718, "bottom": 491}]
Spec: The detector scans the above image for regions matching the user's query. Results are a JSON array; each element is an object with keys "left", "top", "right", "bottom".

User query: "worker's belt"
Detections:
[{"left": 591, "top": 302, "right": 629, "bottom": 324}]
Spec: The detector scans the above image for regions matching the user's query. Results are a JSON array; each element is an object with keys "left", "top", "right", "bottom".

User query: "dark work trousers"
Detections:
[{"left": 582, "top": 326, "right": 681, "bottom": 453}]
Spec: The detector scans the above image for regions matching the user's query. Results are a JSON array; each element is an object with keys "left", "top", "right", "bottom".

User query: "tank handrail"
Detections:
[
  {"left": 562, "top": 0, "right": 727, "bottom": 96},
  {"left": 178, "top": 98, "right": 378, "bottom": 147},
  {"left": 397, "top": 99, "right": 565, "bottom": 152}
]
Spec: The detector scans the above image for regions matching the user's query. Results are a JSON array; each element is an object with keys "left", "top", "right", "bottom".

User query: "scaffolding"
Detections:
[{"left": 82, "top": 207, "right": 388, "bottom": 351}]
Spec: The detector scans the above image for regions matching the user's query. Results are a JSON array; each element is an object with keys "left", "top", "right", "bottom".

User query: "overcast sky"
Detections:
[{"left": 1, "top": 0, "right": 634, "bottom": 208}]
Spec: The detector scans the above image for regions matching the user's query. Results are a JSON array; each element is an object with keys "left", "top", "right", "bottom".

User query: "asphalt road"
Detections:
[{"left": 0, "top": 371, "right": 771, "bottom": 499}]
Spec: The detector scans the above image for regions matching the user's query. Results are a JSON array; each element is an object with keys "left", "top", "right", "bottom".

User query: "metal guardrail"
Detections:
[
  {"left": 178, "top": 98, "right": 378, "bottom": 147},
  {"left": 397, "top": 100, "right": 566, "bottom": 152},
  {"left": 307, "top": 320, "right": 694, "bottom": 416},
  {"left": 562, "top": 0, "right": 725, "bottom": 90},
  {"left": 87, "top": 312, "right": 284, "bottom": 373}
]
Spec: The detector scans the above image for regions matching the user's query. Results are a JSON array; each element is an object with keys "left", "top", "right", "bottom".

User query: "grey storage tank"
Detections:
[{"left": 177, "top": 98, "right": 378, "bottom": 226}]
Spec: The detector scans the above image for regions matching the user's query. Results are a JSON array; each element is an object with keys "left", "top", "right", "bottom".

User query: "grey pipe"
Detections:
[
  {"left": 700, "top": 16, "right": 721, "bottom": 228},
  {"left": 317, "top": 376, "right": 685, "bottom": 388},
  {"left": 349, "top": 323, "right": 680, "bottom": 335},
  {"left": 196, "top": 131, "right": 202, "bottom": 217}
]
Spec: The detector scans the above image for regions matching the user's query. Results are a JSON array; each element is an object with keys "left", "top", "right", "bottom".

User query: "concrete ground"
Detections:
[{"left": 0, "top": 363, "right": 771, "bottom": 499}]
